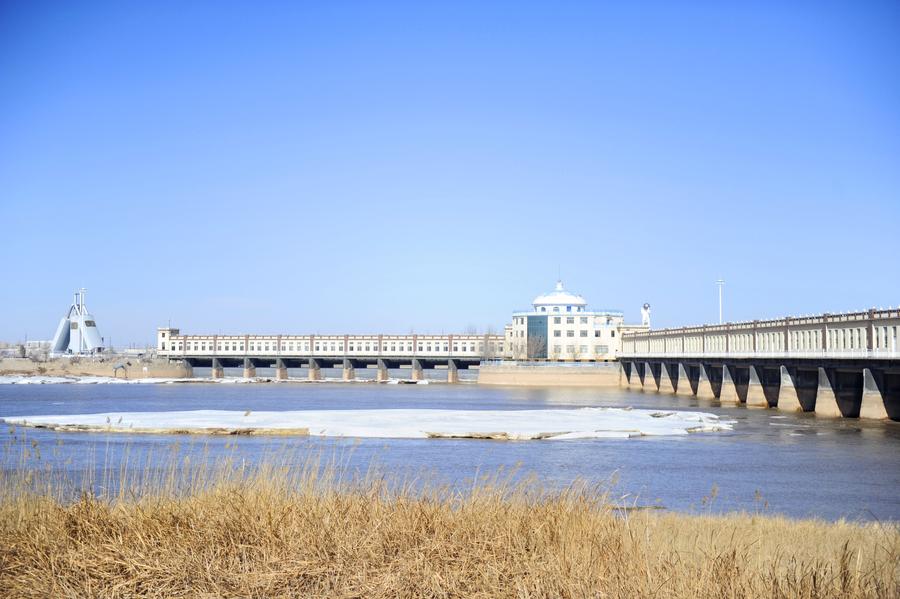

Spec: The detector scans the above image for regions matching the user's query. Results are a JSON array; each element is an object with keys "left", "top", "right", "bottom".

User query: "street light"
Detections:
[{"left": 716, "top": 279, "right": 725, "bottom": 324}]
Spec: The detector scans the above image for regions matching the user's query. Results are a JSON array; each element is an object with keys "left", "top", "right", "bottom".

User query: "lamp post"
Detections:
[{"left": 716, "top": 279, "right": 725, "bottom": 324}]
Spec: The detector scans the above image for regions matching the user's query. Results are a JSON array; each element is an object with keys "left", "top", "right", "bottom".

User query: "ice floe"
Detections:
[{"left": 2, "top": 407, "right": 733, "bottom": 439}]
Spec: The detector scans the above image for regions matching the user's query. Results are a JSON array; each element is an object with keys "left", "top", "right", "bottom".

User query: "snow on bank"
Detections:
[{"left": 1, "top": 407, "right": 733, "bottom": 439}]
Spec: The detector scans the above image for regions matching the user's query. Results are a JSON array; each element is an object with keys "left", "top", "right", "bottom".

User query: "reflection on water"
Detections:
[{"left": 1, "top": 381, "right": 898, "bottom": 521}]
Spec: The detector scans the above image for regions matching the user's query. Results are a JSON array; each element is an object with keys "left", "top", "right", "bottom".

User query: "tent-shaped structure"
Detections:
[{"left": 51, "top": 289, "right": 104, "bottom": 354}]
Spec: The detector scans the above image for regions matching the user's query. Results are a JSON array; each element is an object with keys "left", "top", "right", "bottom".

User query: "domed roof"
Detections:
[{"left": 532, "top": 281, "right": 587, "bottom": 308}]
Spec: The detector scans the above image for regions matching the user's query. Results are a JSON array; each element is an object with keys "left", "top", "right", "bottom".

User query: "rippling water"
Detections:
[{"left": 1, "top": 380, "right": 898, "bottom": 521}]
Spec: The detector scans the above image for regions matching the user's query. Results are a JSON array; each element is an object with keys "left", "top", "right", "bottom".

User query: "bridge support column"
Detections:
[
  {"left": 376, "top": 359, "right": 389, "bottom": 382},
  {"left": 211, "top": 358, "right": 224, "bottom": 379},
  {"left": 675, "top": 363, "right": 695, "bottom": 397},
  {"left": 275, "top": 358, "right": 288, "bottom": 381},
  {"left": 633, "top": 362, "right": 646, "bottom": 388},
  {"left": 696, "top": 364, "right": 720, "bottom": 400},
  {"left": 411, "top": 359, "right": 424, "bottom": 381},
  {"left": 307, "top": 359, "right": 321, "bottom": 382},
  {"left": 643, "top": 362, "right": 660, "bottom": 392},
  {"left": 860, "top": 368, "right": 889, "bottom": 420},
  {"left": 242, "top": 358, "right": 256, "bottom": 379},
  {"left": 447, "top": 359, "right": 459, "bottom": 384},
  {"left": 751, "top": 365, "right": 779, "bottom": 408},
  {"left": 815, "top": 367, "right": 842, "bottom": 417},
  {"left": 777, "top": 366, "right": 803, "bottom": 412},
  {"left": 783, "top": 366, "right": 818, "bottom": 412},
  {"left": 720, "top": 365, "right": 739, "bottom": 404},
  {"left": 342, "top": 359, "right": 355, "bottom": 382},
  {"left": 659, "top": 363, "right": 677, "bottom": 394},
  {"left": 867, "top": 368, "right": 900, "bottom": 421}
]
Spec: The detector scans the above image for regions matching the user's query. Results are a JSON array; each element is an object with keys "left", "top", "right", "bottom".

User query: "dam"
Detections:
[
  {"left": 156, "top": 328, "right": 505, "bottom": 382},
  {"left": 620, "top": 308, "right": 900, "bottom": 420}
]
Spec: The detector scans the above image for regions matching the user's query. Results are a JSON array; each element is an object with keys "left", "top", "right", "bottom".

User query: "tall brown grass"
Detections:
[{"left": 0, "top": 447, "right": 897, "bottom": 598}]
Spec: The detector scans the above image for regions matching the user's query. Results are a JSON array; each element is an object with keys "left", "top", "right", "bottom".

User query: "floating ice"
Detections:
[{"left": 2, "top": 407, "right": 733, "bottom": 439}]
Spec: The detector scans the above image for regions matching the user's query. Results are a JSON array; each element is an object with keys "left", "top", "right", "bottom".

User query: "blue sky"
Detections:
[{"left": 1, "top": 1, "right": 898, "bottom": 346}]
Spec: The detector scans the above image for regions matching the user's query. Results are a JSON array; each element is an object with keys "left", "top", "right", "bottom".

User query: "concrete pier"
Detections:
[
  {"left": 860, "top": 368, "right": 889, "bottom": 420},
  {"left": 242, "top": 358, "right": 256, "bottom": 379},
  {"left": 675, "top": 363, "right": 694, "bottom": 397},
  {"left": 642, "top": 362, "right": 659, "bottom": 392},
  {"left": 376, "top": 359, "right": 389, "bottom": 382},
  {"left": 411, "top": 359, "right": 424, "bottom": 381},
  {"left": 719, "top": 365, "right": 742, "bottom": 405},
  {"left": 342, "top": 359, "right": 355, "bottom": 382},
  {"left": 745, "top": 366, "right": 769, "bottom": 408},
  {"left": 211, "top": 358, "right": 224, "bottom": 379},
  {"left": 307, "top": 359, "right": 321, "bottom": 382},
  {"left": 275, "top": 358, "right": 288, "bottom": 381},
  {"left": 695, "top": 364, "right": 718, "bottom": 400},
  {"left": 447, "top": 359, "right": 459, "bottom": 384},
  {"left": 815, "top": 368, "right": 843, "bottom": 417},
  {"left": 776, "top": 365, "right": 803, "bottom": 413},
  {"left": 658, "top": 363, "right": 677, "bottom": 394}
]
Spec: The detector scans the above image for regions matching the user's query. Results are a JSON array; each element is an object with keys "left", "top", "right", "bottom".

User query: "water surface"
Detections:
[{"left": 1, "top": 381, "right": 897, "bottom": 521}]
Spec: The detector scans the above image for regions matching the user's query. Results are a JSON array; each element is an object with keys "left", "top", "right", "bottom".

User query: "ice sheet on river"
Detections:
[{"left": 2, "top": 408, "right": 733, "bottom": 439}]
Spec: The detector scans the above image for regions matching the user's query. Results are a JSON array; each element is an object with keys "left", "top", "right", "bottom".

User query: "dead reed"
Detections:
[{"left": 0, "top": 445, "right": 897, "bottom": 598}]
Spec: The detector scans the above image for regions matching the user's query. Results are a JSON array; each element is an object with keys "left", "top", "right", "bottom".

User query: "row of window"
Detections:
[
  {"left": 550, "top": 345, "right": 610, "bottom": 355},
  {"left": 164, "top": 341, "right": 504, "bottom": 354},
  {"left": 552, "top": 329, "right": 615, "bottom": 338},
  {"left": 537, "top": 305, "right": 584, "bottom": 313}
]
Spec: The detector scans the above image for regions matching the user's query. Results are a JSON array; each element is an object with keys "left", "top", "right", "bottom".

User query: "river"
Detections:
[{"left": 1, "top": 379, "right": 898, "bottom": 521}]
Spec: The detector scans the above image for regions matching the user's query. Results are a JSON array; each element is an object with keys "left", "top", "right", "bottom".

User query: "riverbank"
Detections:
[{"left": 1, "top": 463, "right": 896, "bottom": 598}]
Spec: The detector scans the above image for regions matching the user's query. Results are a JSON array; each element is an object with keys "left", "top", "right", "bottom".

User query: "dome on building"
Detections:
[{"left": 532, "top": 281, "right": 587, "bottom": 311}]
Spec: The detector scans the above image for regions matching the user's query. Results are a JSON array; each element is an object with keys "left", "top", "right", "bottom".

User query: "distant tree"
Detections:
[{"left": 528, "top": 335, "right": 547, "bottom": 361}]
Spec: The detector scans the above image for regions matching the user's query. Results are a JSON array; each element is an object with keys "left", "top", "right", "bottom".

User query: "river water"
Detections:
[{"left": 1, "top": 379, "right": 898, "bottom": 521}]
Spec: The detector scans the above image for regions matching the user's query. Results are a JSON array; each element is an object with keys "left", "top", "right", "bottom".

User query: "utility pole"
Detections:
[{"left": 716, "top": 279, "right": 725, "bottom": 324}]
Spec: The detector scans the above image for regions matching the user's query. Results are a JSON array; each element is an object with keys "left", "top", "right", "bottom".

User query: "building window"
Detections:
[
  {"left": 611, "top": 331, "right": 616, "bottom": 337},
  {"left": 595, "top": 345, "right": 608, "bottom": 354},
  {"left": 554, "top": 317, "right": 561, "bottom": 324},
  {"left": 566, "top": 330, "right": 574, "bottom": 337},
  {"left": 553, "top": 330, "right": 561, "bottom": 337},
  {"left": 553, "top": 307, "right": 559, "bottom": 312},
  {"left": 580, "top": 330, "right": 588, "bottom": 337},
  {"left": 566, "top": 317, "right": 574, "bottom": 324},
  {"left": 594, "top": 330, "right": 602, "bottom": 337},
  {"left": 580, "top": 317, "right": 588, "bottom": 324},
  {"left": 579, "top": 345, "right": 588, "bottom": 354},
  {"left": 566, "top": 306, "right": 572, "bottom": 312}
]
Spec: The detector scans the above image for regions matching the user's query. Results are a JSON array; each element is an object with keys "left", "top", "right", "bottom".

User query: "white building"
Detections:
[{"left": 506, "top": 281, "right": 649, "bottom": 361}]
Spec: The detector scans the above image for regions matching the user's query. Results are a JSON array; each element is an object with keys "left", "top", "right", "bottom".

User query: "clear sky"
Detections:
[{"left": 1, "top": 1, "right": 898, "bottom": 346}]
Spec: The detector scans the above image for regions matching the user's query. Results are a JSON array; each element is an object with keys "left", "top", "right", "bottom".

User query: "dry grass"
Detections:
[{"left": 0, "top": 450, "right": 897, "bottom": 599}]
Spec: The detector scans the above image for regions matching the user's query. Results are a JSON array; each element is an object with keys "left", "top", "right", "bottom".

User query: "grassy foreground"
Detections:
[{"left": 0, "top": 459, "right": 898, "bottom": 598}]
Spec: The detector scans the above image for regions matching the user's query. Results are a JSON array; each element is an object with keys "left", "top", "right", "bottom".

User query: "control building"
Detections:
[{"left": 506, "top": 281, "right": 649, "bottom": 361}]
